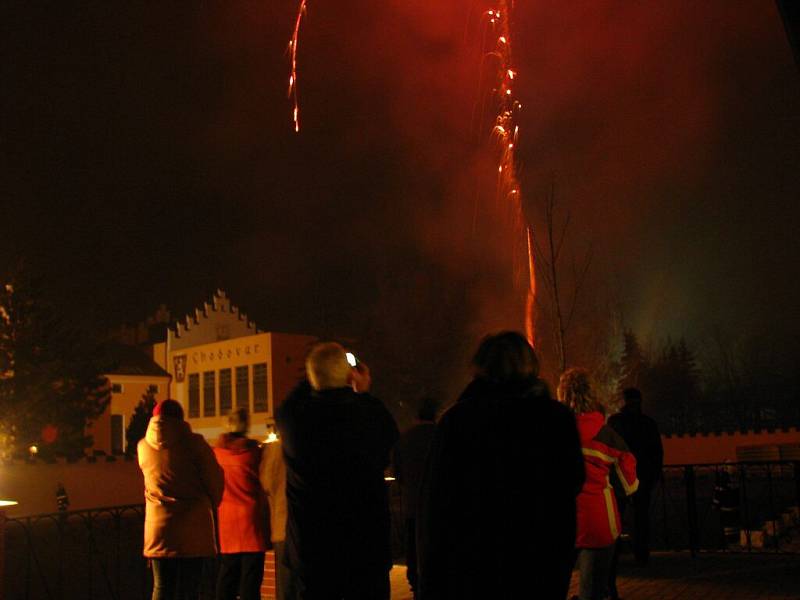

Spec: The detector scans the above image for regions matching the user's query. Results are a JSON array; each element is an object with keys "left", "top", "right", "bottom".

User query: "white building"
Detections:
[{"left": 152, "top": 290, "right": 316, "bottom": 440}]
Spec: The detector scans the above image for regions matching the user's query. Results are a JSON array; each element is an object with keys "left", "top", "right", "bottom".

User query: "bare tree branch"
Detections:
[
  {"left": 531, "top": 177, "right": 595, "bottom": 375},
  {"left": 564, "top": 241, "right": 595, "bottom": 334},
  {"left": 554, "top": 210, "right": 571, "bottom": 263}
]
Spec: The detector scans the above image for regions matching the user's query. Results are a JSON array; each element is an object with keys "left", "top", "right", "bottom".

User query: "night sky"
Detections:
[{"left": 2, "top": 2, "right": 799, "bottom": 409}]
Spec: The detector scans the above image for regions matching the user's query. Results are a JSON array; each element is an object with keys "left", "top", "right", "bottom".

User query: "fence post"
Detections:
[
  {"left": 766, "top": 464, "right": 777, "bottom": 552},
  {"left": 661, "top": 477, "right": 669, "bottom": 549},
  {"left": 87, "top": 511, "right": 93, "bottom": 600},
  {"left": 684, "top": 465, "right": 699, "bottom": 558},
  {"left": 740, "top": 463, "right": 751, "bottom": 552},
  {"left": 794, "top": 462, "right": 800, "bottom": 510},
  {"left": 0, "top": 508, "right": 5, "bottom": 600}
]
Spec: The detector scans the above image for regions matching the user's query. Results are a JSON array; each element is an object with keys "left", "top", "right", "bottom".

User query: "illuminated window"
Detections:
[
  {"left": 236, "top": 366, "right": 249, "bottom": 410},
  {"left": 147, "top": 384, "right": 159, "bottom": 394},
  {"left": 253, "top": 363, "right": 268, "bottom": 413},
  {"left": 188, "top": 374, "right": 200, "bottom": 418},
  {"left": 203, "top": 371, "right": 216, "bottom": 417},
  {"left": 219, "top": 368, "right": 232, "bottom": 415},
  {"left": 111, "top": 383, "right": 123, "bottom": 394}
]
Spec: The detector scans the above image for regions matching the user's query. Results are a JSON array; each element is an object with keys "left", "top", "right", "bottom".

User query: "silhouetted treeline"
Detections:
[{"left": 616, "top": 330, "right": 800, "bottom": 434}]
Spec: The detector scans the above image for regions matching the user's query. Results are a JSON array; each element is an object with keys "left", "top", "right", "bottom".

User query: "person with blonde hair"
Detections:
[
  {"left": 304, "top": 342, "right": 355, "bottom": 390},
  {"left": 557, "top": 368, "right": 638, "bottom": 600},
  {"left": 417, "top": 332, "right": 584, "bottom": 600},
  {"left": 214, "top": 407, "right": 270, "bottom": 600},
  {"left": 276, "top": 343, "right": 398, "bottom": 599}
]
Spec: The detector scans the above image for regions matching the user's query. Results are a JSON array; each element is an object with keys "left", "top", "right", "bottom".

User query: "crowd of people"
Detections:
[{"left": 137, "top": 332, "right": 663, "bottom": 600}]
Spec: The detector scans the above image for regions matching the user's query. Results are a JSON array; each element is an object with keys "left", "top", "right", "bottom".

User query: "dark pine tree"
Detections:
[
  {"left": 619, "top": 330, "right": 648, "bottom": 391},
  {"left": 125, "top": 390, "right": 157, "bottom": 456},
  {"left": 0, "top": 267, "right": 111, "bottom": 458},
  {"left": 643, "top": 337, "right": 699, "bottom": 433}
]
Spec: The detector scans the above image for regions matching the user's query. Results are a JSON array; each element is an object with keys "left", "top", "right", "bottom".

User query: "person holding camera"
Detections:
[{"left": 276, "top": 343, "right": 399, "bottom": 600}]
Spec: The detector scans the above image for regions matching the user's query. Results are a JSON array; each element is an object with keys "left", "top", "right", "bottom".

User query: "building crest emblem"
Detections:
[{"left": 173, "top": 355, "right": 188, "bottom": 383}]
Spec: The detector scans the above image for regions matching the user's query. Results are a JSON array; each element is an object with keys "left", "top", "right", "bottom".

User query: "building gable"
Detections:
[{"left": 168, "top": 290, "right": 258, "bottom": 351}]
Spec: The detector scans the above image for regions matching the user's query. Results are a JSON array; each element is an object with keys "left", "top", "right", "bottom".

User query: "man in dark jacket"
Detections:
[
  {"left": 393, "top": 397, "right": 438, "bottom": 596},
  {"left": 276, "top": 342, "right": 399, "bottom": 600},
  {"left": 417, "top": 332, "right": 585, "bottom": 600},
  {"left": 608, "top": 387, "right": 663, "bottom": 566}
]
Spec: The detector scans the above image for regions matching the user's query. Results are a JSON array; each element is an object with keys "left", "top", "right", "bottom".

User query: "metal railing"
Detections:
[
  {"left": 647, "top": 461, "right": 800, "bottom": 556},
  {"left": 5, "top": 494, "right": 398, "bottom": 599},
  {"left": 4, "top": 504, "right": 151, "bottom": 600},
  {"left": 6, "top": 462, "right": 797, "bottom": 599}
]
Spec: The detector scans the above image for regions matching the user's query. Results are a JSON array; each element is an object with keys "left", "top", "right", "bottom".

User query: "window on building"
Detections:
[
  {"left": 203, "top": 371, "right": 216, "bottom": 417},
  {"left": 111, "top": 383, "right": 123, "bottom": 394},
  {"left": 253, "top": 363, "right": 268, "bottom": 413},
  {"left": 188, "top": 373, "right": 200, "bottom": 418},
  {"left": 111, "top": 415, "right": 124, "bottom": 454},
  {"left": 235, "top": 366, "right": 249, "bottom": 410},
  {"left": 219, "top": 368, "right": 232, "bottom": 415},
  {"left": 147, "top": 384, "right": 159, "bottom": 394}
]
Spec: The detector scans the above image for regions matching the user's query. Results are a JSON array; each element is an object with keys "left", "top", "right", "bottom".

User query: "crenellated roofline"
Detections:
[{"left": 168, "top": 290, "right": 259, "bottom": 350}]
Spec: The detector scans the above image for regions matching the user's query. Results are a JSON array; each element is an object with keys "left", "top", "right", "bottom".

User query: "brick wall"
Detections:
[
  {"left": 662, "top": 428, "right": 800, "bottom": 464},
  {"left": 261, "top": 550, "right": 277, "bottom": 600},
  {"left": 0, "top": 458, "right": 143, "bottom": 517}
]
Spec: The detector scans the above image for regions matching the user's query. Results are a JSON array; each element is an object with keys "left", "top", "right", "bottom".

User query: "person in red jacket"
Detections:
[
  {"left": 557, "top": 368, "right": 638, "bottom": 600},
  {"left": 214, "top": 408, "right": 270, "bottom": 600}
]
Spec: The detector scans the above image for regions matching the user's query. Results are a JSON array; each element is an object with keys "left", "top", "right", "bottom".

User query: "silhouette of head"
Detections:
[
  {"left": 623, "top": 387, "right": 643, "bottom": 407},
  {"left": 306, "top": 342, "right": 352, "bottom": 390},
  {"left": 472, "top": 331, "right": 539, "bottom": 384},
  {"left": 227, "top": 407, "right": 250, "bottom": 435},
  {"left": 417, "top": 397, "right": 439, "bottom": 422},
  {"left": 557, "top": 368, "right": 601, "bottom": 415},
  {"left": 153, "top": 399, "right": 184, "bottom": 420}
]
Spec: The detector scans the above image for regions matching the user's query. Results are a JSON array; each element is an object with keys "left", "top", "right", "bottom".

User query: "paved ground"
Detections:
[{"left": 390, "top": 551, "right": 800, "bottom": 599}]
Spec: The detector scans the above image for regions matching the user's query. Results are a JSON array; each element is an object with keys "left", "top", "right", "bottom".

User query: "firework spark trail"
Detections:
[
  {"left": 484, "top": 1, "right": 537, "bottom": 346},
  {"left": 288, "top": 0, "right": 307, "bottom": 133},
  {"left": 525, "top": 227, "right": 537, "bottom": 346}
]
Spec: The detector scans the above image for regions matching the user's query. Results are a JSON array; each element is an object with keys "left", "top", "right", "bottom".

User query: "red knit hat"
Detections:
[{"left": 153, "top": 399, "right": 184, "bottom": 420}]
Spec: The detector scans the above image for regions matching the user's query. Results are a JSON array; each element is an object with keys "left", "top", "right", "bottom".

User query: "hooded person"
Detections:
[
  {"left": 137, "top": 399, "right": 224, "bottom": 600},
  {"left": 214, "top": 408, "right": 270, "bottom": 600},
  {"left": 416, "top": 332, "right": 585, "bottom": 600}
]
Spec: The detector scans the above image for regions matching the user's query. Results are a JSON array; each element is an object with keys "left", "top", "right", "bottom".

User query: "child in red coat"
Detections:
[{"left": 558, "top": 368, "right": 638, "bottom": 600}]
